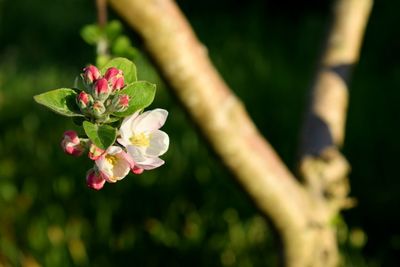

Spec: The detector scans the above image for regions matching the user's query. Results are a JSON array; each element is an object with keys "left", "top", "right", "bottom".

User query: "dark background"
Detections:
[{"left": 0, "top": 0, "right": 398, "bottom": 266}]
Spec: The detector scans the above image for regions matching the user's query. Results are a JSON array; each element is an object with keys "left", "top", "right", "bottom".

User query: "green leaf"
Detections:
[
  {"left": 104, "top": 116, "right": 121, "bottom": 124},
  {"left": 96, "top": 54, "right": 111, "bottom": 69},
  {"left": 82, "top": 121, "right": 117, "bottom": 150},
  {"left": 81, "top": 24, "right": 102, "bottom": 45},
  {"left": 112, "top": 36, "right": 139, "bottom": 58},
  {"left": 34, "top": 88, "right": 82, "bottom": 117},
  {"left": 101, "top": 57, "right": 137, "bottom": 84},
  {"left": 105, "top": 20, "right": 122, "bottom": 42},
  {"left": 113, "top": 81, "right": 156, "bottom": 117}
]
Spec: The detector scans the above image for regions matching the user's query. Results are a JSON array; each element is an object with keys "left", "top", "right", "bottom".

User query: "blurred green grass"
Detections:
[{"left": 1, "top": 0, "right": 400, "bottom": 266}]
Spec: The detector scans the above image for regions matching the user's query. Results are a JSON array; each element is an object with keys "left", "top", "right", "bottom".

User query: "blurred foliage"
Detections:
[{"left": 0, "top": 0, "right": 399, "bottom": 266}]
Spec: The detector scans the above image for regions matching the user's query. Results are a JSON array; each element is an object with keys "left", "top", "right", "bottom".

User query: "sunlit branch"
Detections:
[{"left": 298, "top": 0, "right": 373, "bottom": 212}]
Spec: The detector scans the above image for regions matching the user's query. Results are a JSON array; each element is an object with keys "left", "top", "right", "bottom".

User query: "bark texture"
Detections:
[
  {"left": 108, "top": 0, "right": 372, "bottom": 266},
  {"left": 299, "top": 0, "right": 372, "bottom": 265},
  {"left": 299, "top": 0, "right": 373, "bottom": 215}
]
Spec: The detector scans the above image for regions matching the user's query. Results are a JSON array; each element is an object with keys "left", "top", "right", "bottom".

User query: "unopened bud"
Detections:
[
  {"left": 113, "top": 77, "right": 124, "bottom": 91},
  {"left": 92, "top": 100, "right": 106, "bottom": 117},
  {"left": 93, "top": 78, "right": 110, "bottom": 100},
  {"left": 76, "top": 91, "right": 93, "bottom": 110},
  {"left": 61, "top": 130, "right": 84, "bottom": 156},
  {"left": 86, "top": 168, "right": 106, "bottom": 190},
  {"left": 82, "top": 65, "right": 100, "bottom": 84},
  {"left": 88, "top": 144, "right": 105, "bottom": 160},
  {"left": 132, "top": 166, "right": 144, "bottom": 175},
  {"left": 105, "top": 67, "right": 124, "bottom": 91},
  {"left": 112, "top": 94, "right": 130, "bottom": 112}
]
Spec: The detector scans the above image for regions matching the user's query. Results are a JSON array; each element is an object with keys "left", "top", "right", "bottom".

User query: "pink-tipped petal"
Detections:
[
  {"left": 104, "top": 67, "right": 121, "bottom": 80},
  {"left": 83, "top": 65, "right": 101, "bottom": 84},
  {"left": 77, "top": 91, "right": 90, "bottom": 107},
  {"left": 88, "top": 144, "right": 105, "bottom": 160},
  {"left": 121, "top": 150, "right": 135, "bottom": 169},
  {"left": 119, "top": 95, "right": 129, "bottom": 107},
  {"left": 132, "top": 166, "right": 144, "bottom": 175},
  {"left": 93, "top": 78, "right": 110, "bottom": 101},
  {"left": 61, "top": 131, "right": 84, "bottom": 156},
  {"left": 113, "top": 77, "right": 125, "bottom": 91},
  {"left": 105, "top": 67, "right": 124, "bottom": 91},
  {"left": 63, "top": 130, "right": 79, "bottom": 144}
]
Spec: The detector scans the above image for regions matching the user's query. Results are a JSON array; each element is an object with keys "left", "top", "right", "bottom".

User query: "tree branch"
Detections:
[
  {"left": 108, "top": 0, "right": 372, "bottom": 266},
  {"left": 298, "top": 0, "right": 373, "bottom": 212},
  {"left": 108, "top": 0, "right": 316, "bottom": 266}
]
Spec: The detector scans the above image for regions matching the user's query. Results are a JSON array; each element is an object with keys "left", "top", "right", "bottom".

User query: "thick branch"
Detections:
[
  {"left": 299, "top": 0, "right": 373, "bottom": 220},
  {"left": 109, "top": 0, "right": 315, "bottom": 266}
]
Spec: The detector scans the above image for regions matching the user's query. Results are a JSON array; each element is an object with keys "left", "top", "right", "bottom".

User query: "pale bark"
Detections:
[
  {"left": 108, "top": 0, "right": 372, "bottom": 266},
  {"left": 298, "top": 0, "right": 372, "bottom": 265},
  {"left": 299, "top": 0, "right": 373, "bottom": 214}
]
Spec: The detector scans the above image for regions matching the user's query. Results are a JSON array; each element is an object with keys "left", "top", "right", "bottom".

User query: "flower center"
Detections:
[
  {"left": 105, "top": 155, "right": 118, "bottom": 166},
  {"left": 130, "top": 133, "right": 150, "bottom": 147}
]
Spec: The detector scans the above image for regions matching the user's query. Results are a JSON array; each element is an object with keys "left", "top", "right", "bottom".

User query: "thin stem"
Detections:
[
  {"left": 96, "top": 0, "right": 108, "bottom": 30},
  {"left": 95, "top": 0, "right": 109, "bottom": 58}
]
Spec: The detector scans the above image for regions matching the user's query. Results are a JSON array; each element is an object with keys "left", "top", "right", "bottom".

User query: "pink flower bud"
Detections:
[
  {"left": 113, "top": 77, "right": 125, "bottom": 91},
  {"left": 93, "top": 78, "right": 110, "bottom": 100},
  {"left": 76, "top": 91, "right": 92, "bottom": 110},
  {"left": 119, "top": 95, "right": 130, "bottom": 107},
  {"left": 104, "top": 67, "right": 124, "bottom": 91},
  {"left": 83, "top": 65, "right": 101, "bottom": 84},
  {"left": 86, "top": 168, "right": 106, "bottom": 190},
  {"left": 112, "top": 94, "right": 130, "bottom": 112},
  {"left": 132, "top": 166, "right": 144, "bottom": 175},
  {"left": 104, "top": 67, "right": 121, "bottom": 80},
  {"left": 88, "top": 144, "right": 105, "bottom": 160},
  {"left": 61, "top": 130, "right": 84, "bottom": 156}
]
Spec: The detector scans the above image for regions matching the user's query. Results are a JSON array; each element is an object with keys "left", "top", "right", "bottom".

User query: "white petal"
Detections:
[
  {"left": 117, "top": 137, "right": 129, "bottom": 147},
  {"left": 134, "top": 109, "right": 168, "bottom": 133},
  {"left": 112, "top": 156, "right": 131, "bottom": 180},
  {"left": 146, "top": 130, "right": 169, "bottom": 157},
  {"left": 95, "top": 157, "right": 113, "bottom": 178},
  {"left": 119, "top": 111, "right": 140, "bottom": 144},
  {"left": 95, "top": 155, "right": 109, "bottom": 172},
  {"left": 126, "top": 145, "right": 147, "bottom": 163},
  {"left": 106, "top": 146, "right": 122, "bottom": 155},
  {"left": 135, "top": 157, "right": 165, "bottom": 170}
]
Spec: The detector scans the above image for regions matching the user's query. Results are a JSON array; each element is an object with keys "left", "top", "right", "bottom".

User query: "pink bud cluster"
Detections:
[{"left": 77, "top": 65, "right": 130, "bottom": 119}]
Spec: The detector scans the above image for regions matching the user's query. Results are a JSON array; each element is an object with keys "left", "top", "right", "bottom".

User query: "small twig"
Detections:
[
  {"left": 95, "top": 0, "right": 109, "bottom": 59},
  {"left": 96, "top": 0, "right": 108, "bottom": 30}
]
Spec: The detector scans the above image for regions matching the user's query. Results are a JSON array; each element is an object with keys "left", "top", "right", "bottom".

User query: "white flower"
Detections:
[
  {"left": 118, "top": 109, "right": 169, "bottom": 170},
  {"left": 95, "top": 146, "right": 132, "bottom": 183}
]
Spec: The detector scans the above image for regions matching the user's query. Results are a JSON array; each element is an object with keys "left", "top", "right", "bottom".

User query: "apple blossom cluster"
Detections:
[
  {"left": 61, "top": 107, "right": 169, "bottom": 190},
  {"left": 34, "top": 58, "right": 169, "bottom": 190}
]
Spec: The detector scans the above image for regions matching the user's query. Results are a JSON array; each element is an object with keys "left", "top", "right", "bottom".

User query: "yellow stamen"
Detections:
[
  {"left": 130, "top": 133, "right": 150, "bottom": 147},
  {"left": 105, "top": 155, "right": 118, "bottom": 166}
]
